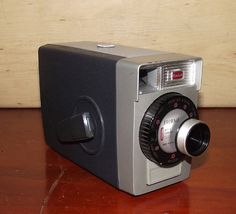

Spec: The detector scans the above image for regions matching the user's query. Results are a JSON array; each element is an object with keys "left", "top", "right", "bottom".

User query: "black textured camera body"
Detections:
[{"left": 39, "top": 44, "right": 123, "bottom": 187}]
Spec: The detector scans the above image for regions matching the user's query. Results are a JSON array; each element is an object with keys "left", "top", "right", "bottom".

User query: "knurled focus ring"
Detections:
[{"left": 139, "top": 92, "right": 198, "bottom": 166}]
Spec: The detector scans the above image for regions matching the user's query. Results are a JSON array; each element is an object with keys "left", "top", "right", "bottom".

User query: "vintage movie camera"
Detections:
[{"left": 39, "top": 42, "right": 210, "bottom": 195}]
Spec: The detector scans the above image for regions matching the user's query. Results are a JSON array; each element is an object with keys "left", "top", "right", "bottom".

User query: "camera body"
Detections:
[{"left": 39, "top": 42, "right": 209, "bottom": 195}]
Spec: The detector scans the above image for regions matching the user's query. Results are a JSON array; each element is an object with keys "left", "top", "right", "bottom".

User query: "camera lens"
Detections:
[
  {"left": 176, "top": 119, "right": 210, "bottom": 157},
  {"left": 139, "top": 93, "right": 210, "bottom": 166}
]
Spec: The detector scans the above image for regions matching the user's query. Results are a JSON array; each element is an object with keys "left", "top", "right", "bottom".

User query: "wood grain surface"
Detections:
[
  {"left": 0, "top": 1, "right": 236, "bottom": 107},
  {"left": 0, "top": 108, "right": 235, "bottom": 213}
]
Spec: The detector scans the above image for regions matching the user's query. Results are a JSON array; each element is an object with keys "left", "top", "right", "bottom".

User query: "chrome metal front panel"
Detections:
[{"left": 116, "top": 55, "right": 199, "bottom": 195}]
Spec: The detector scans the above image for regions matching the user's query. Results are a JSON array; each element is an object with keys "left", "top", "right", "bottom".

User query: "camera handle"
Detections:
[{"left": 56, "top": 112, "right": 95, "bottom": 143}]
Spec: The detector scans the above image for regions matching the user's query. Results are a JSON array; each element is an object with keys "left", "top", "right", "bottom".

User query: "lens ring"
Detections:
[
  {"left": 139, "top": 93, "right": 199, "bottom": 166},
  {"left": 176, "top": 119, "right": 210, "bottom": 157}
]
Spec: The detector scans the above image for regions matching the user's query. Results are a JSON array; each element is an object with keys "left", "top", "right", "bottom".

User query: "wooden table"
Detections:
[{"left": 0, "top": 109, "right": 235, "bottom": 213}]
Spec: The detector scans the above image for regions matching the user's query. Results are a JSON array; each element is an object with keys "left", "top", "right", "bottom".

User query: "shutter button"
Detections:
[{"left": 97, "top": 44, "right": 115, "bottom": 48}]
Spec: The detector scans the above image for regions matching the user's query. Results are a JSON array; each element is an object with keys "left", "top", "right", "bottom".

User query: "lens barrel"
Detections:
[{"left": 176, "top": 119, "right": 210, "bottom": 157}]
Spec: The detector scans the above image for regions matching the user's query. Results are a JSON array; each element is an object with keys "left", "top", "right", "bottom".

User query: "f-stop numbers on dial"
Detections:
[{"left": 139, "top": 93, "right": 210, "bottom": 167}]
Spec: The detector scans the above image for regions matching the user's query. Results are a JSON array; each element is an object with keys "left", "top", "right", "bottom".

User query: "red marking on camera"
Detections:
[
  {"left": 172, "top": 71, "right": 183, "bottom": 80},
  {"left": 160, "top": 127, "right": 164, "bottom": 141}
]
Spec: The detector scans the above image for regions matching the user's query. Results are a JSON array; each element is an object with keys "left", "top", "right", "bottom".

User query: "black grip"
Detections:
[{"left": 57, "top": 112, "right": 95, "bottom": 143}]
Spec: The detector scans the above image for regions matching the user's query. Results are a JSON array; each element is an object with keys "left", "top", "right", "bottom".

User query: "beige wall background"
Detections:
[{"left": 0, "top": 0, "right": 236, "bottom": 107}]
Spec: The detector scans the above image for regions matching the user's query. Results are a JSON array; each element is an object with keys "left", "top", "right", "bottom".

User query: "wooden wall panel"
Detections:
[{"left": 0, "top": 0, "right": 236, "bottom": 107}]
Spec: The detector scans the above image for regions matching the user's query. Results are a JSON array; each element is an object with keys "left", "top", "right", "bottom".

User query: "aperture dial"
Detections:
[{"left": 139, "top": 93, "right": 198, "bottom": 167}]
